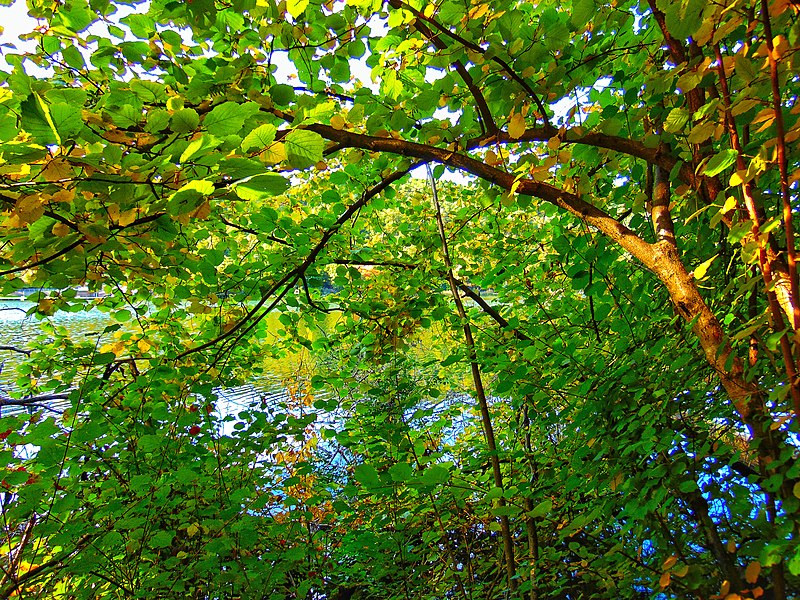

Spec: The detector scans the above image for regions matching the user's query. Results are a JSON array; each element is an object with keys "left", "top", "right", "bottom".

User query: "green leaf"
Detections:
[
  {"left": 663, "top": 108, "right": 690, "bottom": 133},
  {"left": 389, "top": 462, "right": 413, "bottom": 482},
  {"left": 528, "top": 500, "right": 552, "bottom": 518},
  {"left": 420, "top": 465, "right": 449, "bottom": 485},
  {"left": 53, "top": 0, "right": 96, "bottom": 33},
  {"left": 270, "top": 84, "right": 296, "bottom": 106},
  {"left": 571, "top": 0, "right": 595, "bottom": 28},
  {"left": 175, "top": 467, "right": 199, "bottom": 483},
  {"left": 354, "top": 464, "right": 382, "bottom": 489},
  {"left": 93, "top": 352, "right": 117, "bottom": 365},
  {"left": 241, "top": 124, "right": 277, "bottom": 153},
  {"left": 130, "top": 80, "right": 168, "bottom": 103},
  {"left": 20, "top": 96, "right": 60, "bottom": 145},
  {"left": 145, "top": 108, "right": 171, "bottom": 132},
  {"left": 171, "top": 108, "right": 200, "bottom": 133},
  {"left": 218, "top": 158, "right": 268, "bottom": 179},
  {"left": 203, "top": 101, "right": 254, "bottom": 136},
  {"left": 702, "top": 149, "right": 738, "bottom": 177},
  {"left": 150, "top": 531, "right": 175, "bottom": 548},
  {"left": 233, "top": 174, "right": 289, "bottom": 200},
  {"left": 491, "top": 504, "right": 522, "bottom": 517},
  {"left": 284, "top": 129, "right": 325, "bottom": 168}
]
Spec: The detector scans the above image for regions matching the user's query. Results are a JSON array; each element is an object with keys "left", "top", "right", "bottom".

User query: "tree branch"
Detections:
[
  {"left": 304, "top": 124, "right": 655, "bottom": 267},
  {"left": 0, "top": 346, "right": 31, "bottom": 356}
]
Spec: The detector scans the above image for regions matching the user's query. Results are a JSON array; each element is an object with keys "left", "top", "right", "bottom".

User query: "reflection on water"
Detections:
[
  {"left": 0, "top": 299, "right": 317, "bottom": 419},
  {"left": 0, "top": 300, "right": 113, "bottom": 390},
  {"left": 0, "top": 299, "right": 467, "bottom": 447}
]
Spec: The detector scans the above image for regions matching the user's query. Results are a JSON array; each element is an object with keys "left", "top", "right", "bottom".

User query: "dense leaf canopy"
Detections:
[{"left": 0, "top": 0, "right": 799, "bottom": 597}]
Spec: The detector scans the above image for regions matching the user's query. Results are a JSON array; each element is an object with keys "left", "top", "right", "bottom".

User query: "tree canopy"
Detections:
[{"left": 0, "top": 0, "right": 799, "bottom": 597}]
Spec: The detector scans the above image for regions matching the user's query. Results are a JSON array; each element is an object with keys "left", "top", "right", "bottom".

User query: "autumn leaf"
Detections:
[
  {"left": 745, "top": 561, "right": 762, "bottom": 584},
  {"left": 508, "top": 112, "right": 526, "bottom": 139}
]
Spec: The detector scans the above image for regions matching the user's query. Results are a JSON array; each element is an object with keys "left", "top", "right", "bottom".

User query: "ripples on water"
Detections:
[
  {"left": 0, "top": 300, "right": 472, "bottom": 451},
  {"left": 0, "top": 300, "right": 313, "bottom": 420}
]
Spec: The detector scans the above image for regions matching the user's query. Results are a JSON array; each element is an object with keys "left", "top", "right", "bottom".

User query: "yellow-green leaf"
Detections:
[
  {"left": 693, "top": 254, "right": 718, "bottom": 280},
  {"left": 286, "top": 0, "right": 309, "bottom": 18},
  {"left": 508, "top": 112, "right": 526, "bottom": 139}
]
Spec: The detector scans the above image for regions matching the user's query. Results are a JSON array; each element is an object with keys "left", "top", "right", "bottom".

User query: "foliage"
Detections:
[{"left": 0, "top": 0, "right": 799, "bottom": 598}]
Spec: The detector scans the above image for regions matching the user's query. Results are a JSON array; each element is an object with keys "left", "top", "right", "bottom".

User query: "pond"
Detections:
[
  {"left": 0, "top": 299, "right": 322, "bottom": 419},
  {"left": 0, "top": 297, "right": 473, "bottom": 450}
]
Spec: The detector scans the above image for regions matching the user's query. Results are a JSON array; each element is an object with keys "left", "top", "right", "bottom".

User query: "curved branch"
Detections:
[
  {"left": 0, "top": 346, "right": 31, "bottom": 356},
  {"left": 394, "top": 8, "right": 497, "bottom": 134},
  {"left": 0, "top": 392, "right": 71, "bottom": 407},
  {"left": 304, "top": 124, "right": 655, "bottom": 265}
]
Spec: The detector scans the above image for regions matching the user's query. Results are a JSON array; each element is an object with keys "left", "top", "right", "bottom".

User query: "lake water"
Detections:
[
  {"left": 0, "top": 298, "right": 474, "bottom": 451},
  {"left": 0, "top": 299, "right": 315, "bottom": 419}
]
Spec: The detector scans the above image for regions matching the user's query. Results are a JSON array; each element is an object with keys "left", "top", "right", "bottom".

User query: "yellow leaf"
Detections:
[
  {"left": 15, "top": 194, "right": 46, "bottom": 225},
  {"left": 52, "top": 189, "right": 75, "bottom": 203},
  {"left": 726, "top": 540, "right": 737, "bottom": 553},
  {"left": 547, "top": 135, "right": 561, "bottom": 151},
  {"left": 693, "top": 254, "right": 718, "bottom": 280},
  {"left": 745, "top": 560, "right": 762, "bottom": 584},
  {"left": 0, "top": 164, "right": 31, "bottom": 178},
  {"left": 40, "top": 158, "right": 72, "bottom": 181},
  {"left": 52, "top": 222, "right": 72, "bottom": 237},
  {"left": 721, "top": 196, "right": 738, "bottom": 214},
  {"left": 468, "top": 3, "right": 489, "bottom": 20},
  {"left": 719, "top": 580, "right": 731, "bottom": 597},
  {"left": 662, "top": 556, "right": 677, "bottom": 570},
  {"left": 485, "top": 150, "right": 499, "bottom": 166},
  {"left": 773, "top": 35, "right": 789, "bottom": 60},
  {"left": 286, "top": 0, "right": 309, "bottom": 19},
  {"left": 137, "top": 339, "right": 151, "bottom": 353},
  {"left": 107, "top": 203, "right": 120, "bottom": 224},
  {"left": 118, "top": 208, "right": 139, "bottom": 227},
  {"left": 673, "top": 564, "right": 689, "bottom": 578},
  {"left": 330, "top": 115, "right": 346, "bottom": 130},
  {"left": 729, "top": 171, "right": 745, "bottom": 186},
  {"left": 659, "top": 571, "right": 670, "bottom": 589},
  {"left": 261, "top": 142, "right": 287, "bottom": 165},
  {"left": 508, "top": 112, "right": 526, "bottom": 139},
  {"left": 186, "top": 523, "right": 200, "bottom": 537},
  {"left": 37, "top": 298, "right": 55, "bottom": 316},
  {"left": 687, "top": 121, "right": 716, "bottom": 144},
  {"left": 793, "top": 480, "right": 800, "bottom": 498},
  {"left": 100, "top": 341, "right": 125, "bottom": 357}
]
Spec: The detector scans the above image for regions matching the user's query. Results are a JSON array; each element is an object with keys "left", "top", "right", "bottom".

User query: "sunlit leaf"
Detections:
[
  {"left": 284, "top": 129, "right": 325, "bottom": 168},
  {"left": 233, "top": 174, "right": 289, "bottom": 200},
  {"left": 702, "top": 149, "right": 738, "bottom": 176}
]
